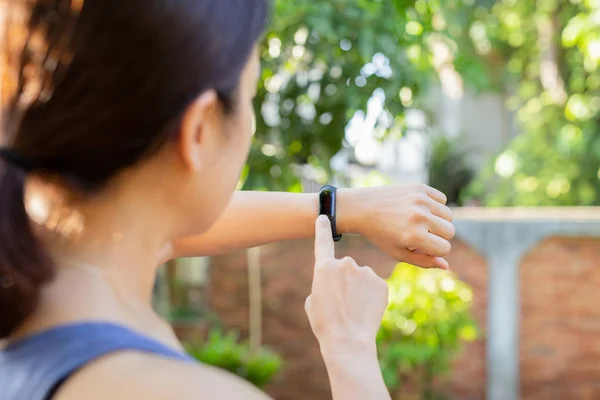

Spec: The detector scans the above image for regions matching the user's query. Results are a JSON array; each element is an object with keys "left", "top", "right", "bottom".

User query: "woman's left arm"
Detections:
[{"left": 169, "top": 185, "right": 455, "bottom": 269}]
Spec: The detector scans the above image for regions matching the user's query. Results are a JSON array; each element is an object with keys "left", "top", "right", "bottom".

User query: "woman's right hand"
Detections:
[{"left": 305, "top": 215, "right": 389, "bottom": 352}]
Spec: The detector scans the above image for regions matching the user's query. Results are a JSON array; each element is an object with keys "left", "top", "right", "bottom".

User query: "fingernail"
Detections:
[{"left": 317, "top": 215, "right": 329, "bottom": 223}]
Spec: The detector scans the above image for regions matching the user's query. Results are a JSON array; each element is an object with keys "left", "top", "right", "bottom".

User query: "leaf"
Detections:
[
  {"left": 186, "top": 329, "right": 284, "bottom": 388},
  {"left": 377, "top": 263, "right": 479, "bottom": 393}
]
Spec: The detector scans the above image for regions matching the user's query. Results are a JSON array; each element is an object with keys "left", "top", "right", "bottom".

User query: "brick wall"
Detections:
[
  {"left": 520, "top": 237, "right": 600, "bottom": 400},
  {"left": 209, "top": 235, "right": 600, "bottom": 400}
]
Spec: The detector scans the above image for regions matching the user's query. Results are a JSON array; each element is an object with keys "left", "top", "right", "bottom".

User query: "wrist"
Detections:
[
  {"left": 319, "top": 331, "right": 378, "bottom": 362},
  {"left": 320, "top": 336, "right": 381, "bottom": 384},
  {"left": 336, "top": 188, "right": 366, "bottom": 235},
  {"left": 319, "top": 333, "right": 391, "bottom": 400}
]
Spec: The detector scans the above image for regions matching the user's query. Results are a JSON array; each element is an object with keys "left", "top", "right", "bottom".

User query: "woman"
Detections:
[{"left": 0, "top": 1, "right": 455, "bottom": 399}]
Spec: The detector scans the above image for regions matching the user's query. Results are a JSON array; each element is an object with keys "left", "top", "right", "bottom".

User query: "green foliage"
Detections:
[
  {"left": 249, "top": 1, "right": 600, "bottom": 203},
  {"left": 407, "top": 0, "right": 600, "bottom": 205},
  {"left": 247, "top": 0, "right": 436, "bottom": 191},
  {"left": 186, "top": 329, "right": 283, "bottom": 389},
  {"left": 377, "top": 263, "right": 478, "bottom": 399}
]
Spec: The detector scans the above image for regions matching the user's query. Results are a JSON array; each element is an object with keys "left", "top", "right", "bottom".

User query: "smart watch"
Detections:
[{"left": 319, "top": 185, "right": 342, "bottom": 242}]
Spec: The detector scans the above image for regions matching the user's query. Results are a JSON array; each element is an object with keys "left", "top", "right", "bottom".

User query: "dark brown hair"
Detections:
[{"left": 0, "top": 0, "right": 268, "bottom": 338}]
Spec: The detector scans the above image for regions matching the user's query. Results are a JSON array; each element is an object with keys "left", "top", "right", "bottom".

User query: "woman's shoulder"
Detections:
[
  {"left": 1, "top": 322, "right": 271, "bottom": 400},
  {"left": 54, "top": 351, "right": 272, "bottom": 400}
]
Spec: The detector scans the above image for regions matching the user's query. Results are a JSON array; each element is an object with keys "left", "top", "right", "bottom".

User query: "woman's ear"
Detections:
[{"left": 178, "top": 90, "right": 220, "bottom": 172}]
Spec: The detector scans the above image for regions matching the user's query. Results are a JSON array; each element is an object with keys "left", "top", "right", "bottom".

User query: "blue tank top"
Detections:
[{"left": 0, "top": 322, "right": 194, "bottom": 400}]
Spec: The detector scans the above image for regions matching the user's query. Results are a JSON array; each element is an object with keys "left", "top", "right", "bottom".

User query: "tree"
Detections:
[
  {"left": 245, "top": 0, "right": 436, "bottom": 191},
  {"left": 469, "top": 0, "right": 600, "bottom": 206},
  {"left": 397, "top": 0, "right": 600, "bottom": 206}
]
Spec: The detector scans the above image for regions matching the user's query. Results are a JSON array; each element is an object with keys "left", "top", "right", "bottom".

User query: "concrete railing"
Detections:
[{"left": 453, "top": 208, "right": 600, "bottom": 400}]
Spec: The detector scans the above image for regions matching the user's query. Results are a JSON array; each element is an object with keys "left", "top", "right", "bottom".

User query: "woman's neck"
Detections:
[{"left": 14, "top": 177, "right": 180, "bottom": 346}]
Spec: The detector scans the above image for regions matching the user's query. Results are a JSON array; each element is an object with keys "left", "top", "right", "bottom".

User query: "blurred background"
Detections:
[
  {"left": 156, "top": 1, "right": 600, "bottom": 400},
  {"left": 5, "top": 0, "right": 597, "bottom": 399},
  {"left": 155, "top": 0, "right": 600, "bottom": 399}
]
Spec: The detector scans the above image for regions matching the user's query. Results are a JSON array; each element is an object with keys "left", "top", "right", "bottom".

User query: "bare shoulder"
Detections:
[{"left": 54, "top": 351, "right": 272, "bottom": 400}]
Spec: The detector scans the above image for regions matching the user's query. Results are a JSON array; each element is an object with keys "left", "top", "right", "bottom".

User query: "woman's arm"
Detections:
[
  {"left": 171, "top": 185, "right": 455, "bottom": 269},
  {"left": 171, "top": 191, "right": 324, "bottom": 257},
  {"left": 306, "top": 216, "right": 392, "bottom": 399},
  {"left": 321, "top": 341, "right": 390, "bottom": 400}
]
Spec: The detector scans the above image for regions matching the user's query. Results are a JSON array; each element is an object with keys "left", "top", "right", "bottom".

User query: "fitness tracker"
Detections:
[{"left": 319, "top": 185, "right": 342, "bottom": 242}]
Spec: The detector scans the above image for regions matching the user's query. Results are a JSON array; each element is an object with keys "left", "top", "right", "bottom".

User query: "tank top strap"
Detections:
[{"left": 0, "top": 322, "right": 194, "bottom": 400}]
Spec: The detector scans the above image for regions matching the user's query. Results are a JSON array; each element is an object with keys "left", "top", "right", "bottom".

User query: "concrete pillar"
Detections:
[
  {"left": 456, "top": 220, "right": 542, "bottom": 400},
  {"left": 455, "top": 209, "right": 600, "bottom": 400}
]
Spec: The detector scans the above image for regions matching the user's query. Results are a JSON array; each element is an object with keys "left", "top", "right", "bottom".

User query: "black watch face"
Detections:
[{"left": 319, "top": 187, "right": 334, "bottom": 217}]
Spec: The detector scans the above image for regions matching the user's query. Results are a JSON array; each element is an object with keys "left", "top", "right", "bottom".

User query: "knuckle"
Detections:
[
  {"left": 408, "top": 207, "right": 427, "bottom": 223},
  {"left": 340, "top": 256, "right": 357, "bottom": 267},
  {"left": 411, "top": 192, "right": 428, "bottom": 205},
  {"left": 362, "top": 266, "right": 375, "bottom": 275}
]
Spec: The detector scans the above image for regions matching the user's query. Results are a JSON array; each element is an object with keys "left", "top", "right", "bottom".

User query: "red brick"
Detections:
[{"left": 520, "top": 237, "right": 600, "bottom": 400}]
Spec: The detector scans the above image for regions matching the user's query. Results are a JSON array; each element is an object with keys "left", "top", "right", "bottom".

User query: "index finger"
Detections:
[{"left": 314, "top": 215, "right": 335, "bottom": 264}]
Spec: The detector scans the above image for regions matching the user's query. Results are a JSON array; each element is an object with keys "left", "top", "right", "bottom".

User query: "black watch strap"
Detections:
[{"left": 319, "top": 185, "right": 342, "bottom": 242}]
